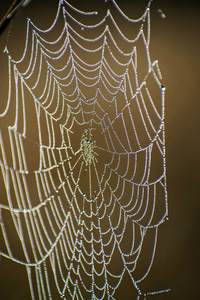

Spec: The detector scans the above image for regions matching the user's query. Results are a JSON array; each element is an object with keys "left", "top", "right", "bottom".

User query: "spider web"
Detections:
[{"left": 0, "top": 0, "right": 169, "bottom": 299}]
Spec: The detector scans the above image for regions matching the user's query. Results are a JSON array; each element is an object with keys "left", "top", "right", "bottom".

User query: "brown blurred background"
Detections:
[{"left": 0, "top": 0, "right": 200, "bottom": 299}]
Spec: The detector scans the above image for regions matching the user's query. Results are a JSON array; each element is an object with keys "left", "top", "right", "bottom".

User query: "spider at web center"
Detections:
[{"left": 80, "top": 128, "right": 98, "bottom": 166}]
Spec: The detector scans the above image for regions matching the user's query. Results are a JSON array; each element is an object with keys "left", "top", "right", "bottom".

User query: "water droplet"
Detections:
[
  {"left": 81, "top": 27, "right": 84, "bottom": 31},
  {"left": 3, "top": 47, "right": 9, "bottom": 54},
  {"left": 158, "top": 9, "right": 166, "bottom": 19},
  {"left": 161, "top": 85, "right": 166, "bottom": 91}
]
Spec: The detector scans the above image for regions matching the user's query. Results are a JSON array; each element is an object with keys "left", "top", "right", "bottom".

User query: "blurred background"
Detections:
[{"left": 0, "top": 0, "right": 199, "bottom": 299}]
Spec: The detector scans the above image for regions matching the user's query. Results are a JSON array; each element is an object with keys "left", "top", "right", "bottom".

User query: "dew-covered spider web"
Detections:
[{"left": 0, "top": 0, "right": 169, "bottom": 299}]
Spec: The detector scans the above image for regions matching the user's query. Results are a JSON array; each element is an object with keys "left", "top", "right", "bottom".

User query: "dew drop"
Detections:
[
  {"left": 158, "top": 9, "right": 166, "bottom": 19},
  {"left": 161, "top": 85, "right": 166, "bottom": 91}
]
